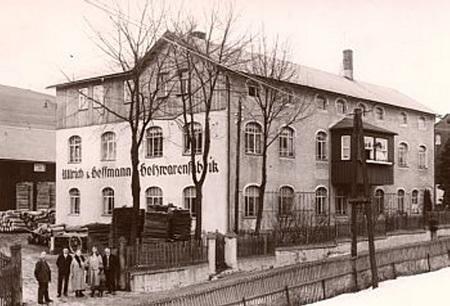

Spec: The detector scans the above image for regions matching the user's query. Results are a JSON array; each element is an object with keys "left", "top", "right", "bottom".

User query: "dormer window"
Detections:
[
  {"left": 336, "top": 99, "right": 347, "bottom": 114},
  {"left": 375, "top": 106, "right": 384, "bottom": 120},
  {"left": 248, "top": 84, "right": 259, "bottom": 97}
]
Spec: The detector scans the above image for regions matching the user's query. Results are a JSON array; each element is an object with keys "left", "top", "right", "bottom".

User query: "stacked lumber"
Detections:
[
  {"left": 0, "top": 209, "right": 55, "bottom": 233},
  {"left": 28, "top": 223, "right": 88, "bottom": 246},
  {"left": 170, "top": 209, "right": 191, "bottom": 241},
  {"left": 142, "top": 212, "right": 170, "bottom": 241},
  {"left": 86, "top": 223, "right": 110, "bottom": 251},
  {"left": 112, "top": 208, "right": 145, "bottom": 246}
]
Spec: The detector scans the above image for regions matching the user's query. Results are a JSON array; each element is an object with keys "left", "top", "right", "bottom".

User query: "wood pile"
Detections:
[
  {"left": 86, "top": 223, "right": 111, "bottom": 251},
  {"left": 0, "top": 209, "right": 55, "bottom": 233},
  {"left": 28, "top": 223, "right": 88, "bottom": 247},
  {"left": 112, "top": 207, "right": 145, "bottom": 246},
  {"left": 170, "top": 209, "right": 191, "bottom": 241},
  {"left": 142, "top": 212, "right": 170, "bottom": 242}
]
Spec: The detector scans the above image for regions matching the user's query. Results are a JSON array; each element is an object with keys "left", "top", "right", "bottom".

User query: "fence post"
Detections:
[
  {"left": 224, "top": 232, "right": 238, "bottom": 270},
  {"left": 118, "top": 236, "right": 127, "bottom": 291},
  {"left": 427, "top": 253, "right": 431, "bottom": 272},
  {"left": 391, "top": 262, "right": 397, "bottom": 279},
  {"left": 10, "top": 244, "right": 22, "bottom": 306},
  {"left": 285, "top": 285, "right": 291, "bottom": 306},
  {"left": 351, "top": 256, "right": 358, "bottom": 291},
  {"left": 242, "top": 297, "right": 247, "bottom": 306},
  {"left": 207, "top": 232, "right": 217, "bottom": 276},
  {"left": 321, "top": 279, "right": 326, "bottom": 299}
]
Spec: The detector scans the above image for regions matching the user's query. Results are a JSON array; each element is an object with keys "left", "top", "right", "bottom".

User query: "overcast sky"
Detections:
[{"left": 1, "top": 0, "right": 449, "bottom": 115}]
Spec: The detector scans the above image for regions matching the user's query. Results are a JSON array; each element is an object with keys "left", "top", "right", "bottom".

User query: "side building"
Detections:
[
  {"left": 0, "top": 84, "right": 56, "bottom": 211},
  {"left": 435, "top": 114, "right": 450, "bottom": 205},
  {"left": 50, "top": 35, "right": 435, "bottom": 233}
]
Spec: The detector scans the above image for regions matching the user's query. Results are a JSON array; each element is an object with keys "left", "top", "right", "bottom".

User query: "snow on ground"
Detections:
[{"left": 311, "top": 267, "right": 450, "bottom": 306}]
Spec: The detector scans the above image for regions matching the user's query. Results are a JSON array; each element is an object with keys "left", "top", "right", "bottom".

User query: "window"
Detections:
[
  {"left": 282, "top": 88, "right": 293, "bottom": 104},
  {"left": 418, "top": 145, "right": 427, "bottom": 169},
  {"left": 400, "top": 112, "right": 408, "bottom": 125},
  {"left": 335, "top": 189, "right": 347, "bottom": 215},
  {"left": 93, "top": 85, "right": 104, "bottom": 109},
  {"left": 357, "top": 103, "right": 367, "bottom": 117},
  {"left": 279, "top": 127, "right": 294, "bottom": 158},
  {"left": 316, "top": 131, "right": 328, "bottom": 161},
  {"left": 244, "top": 185, "right": 259, "bottom": 217},
  {"left": 69, "top": 188, "right": 80, "bottom": 215},
  {"left": 102, "top": 187, "right": 114, "bottom": 215},
  {"left": 68, "top": 136, "right": 82, "bottom": 163},
  {"left": 183, "top": 186, "right": 196, "bottom": 215},
  {"left": 101, "top": 132, "right": 116, "bottom": 161},
  {"left": 364, "top": 136, "right": 388, "bottom": 162},
  {"left": 78, "top": 88, "right": 89, "bottom": 110},
  {"left": 248, "top": 84, "right": 259, "bottom": 97},
  {"left": 411, "top": 189, "right": 419, "bottom": 214},
  {"left": 375, "top": 107, "right": 384, "bottom": 120},
  {"left": 279, "top": 186, "right": 294, "bottom": 216},
  {"left": 123, "top": 80, "right": 133, "bottom": 104},
  {"left": 374, "top": 189, "right": 384, "bottom": 214},
  {"left": 245, "top": 122, "right": 262, "bottom": 155},
  {"left": 316, "top": 95, "right": 327, "bottom": 110},
  {"left": 336, "top": 99, "right": 347, "bottom": 114},
  {"left": 398, "top": 142, "right": 408, "bottom": 167},
  {"left": 341, "top": 135, "right": 351, "bottom": 160},
  {"left": 146, "top": 127, "right": 163, "bottom": 158},
  {"left": 183, "top": 122, "right": 202, "bottom": 155},
  {"left": 397, "top": 189, "right": 405, "bottom": 213},
  {"left": 315, "top": 187, "right": 327, "bottom": 215},
  {"left": 157, "top": 72, "right": 169, "bottom": 97},
  {"left": 418, "top": 116, "right": 426, "bottom": 130},
  {"left": 179, "top": 70, "right": 188, "bottom": 95},
  {"left": 436, "top": 134, "right": 442, "bottom": 146},
  {"left": 146, "top": 187, "right": 163, "bottom": 208}
]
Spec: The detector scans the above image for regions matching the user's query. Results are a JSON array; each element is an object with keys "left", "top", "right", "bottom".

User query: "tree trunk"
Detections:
[
  {"left": 255, "top": 146, "right": 268, "bottom": 234},
  {"left": 194, "top": 185, "right": 203, "bottom": 239},
  {"left": 129, "top": 137, "right": 141, "bottom": 245}
]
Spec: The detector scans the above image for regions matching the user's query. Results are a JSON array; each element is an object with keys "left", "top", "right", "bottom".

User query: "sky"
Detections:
[{"left": 1, "top": 0, "right": 449, "bottom": 115}]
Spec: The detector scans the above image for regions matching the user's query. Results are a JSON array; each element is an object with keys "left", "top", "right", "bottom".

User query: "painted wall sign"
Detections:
[{"left": 61, "top": 159, "right": 220, "bottom": 180}]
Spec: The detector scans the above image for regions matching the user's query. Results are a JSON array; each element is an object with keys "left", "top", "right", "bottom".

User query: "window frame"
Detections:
[
  {"left": 341, "top": 135, "right": 351, "bottom": 160},
  {"left": 335, "top": 99, "right": 347, "bottom": 115},
  {"left": 244, "top": 185, "right": 259, "bottom": 218},
  {"left": 68, "top": 135, "right": 82, "bottom": 164},
  {"left": 374, "top": 106, "right": 385, "bottom": 121},
  {"left": 183, "top": 186, "right": 196, "bottom": 216},
  {"left": 146, "top": 126, "right": 163, "bottom": 158},
  {"left": 363, "top": 136, "right": 389, "bottom": 162},
  {"left": 400, "top": 112, "right": 408, "bottom": 126},
  {"left": 183, "top": 122, "right": 203, "bottom": 155},
  {"left": 78, "top": 87, "right": 89, "bottom": 111},
  {"left": 279, "top": 126, "right": 295, "bottom": 158},
  {"left": 146, "top": 186, "right": 163, "bottom": 208},
  {"left": 102, "top": 187, "right": 115, "bottom": 216},
  {"left": 335, "top": 188, "right": 347, "bottom": 215},
  {"left": 101, "top": 132, "right": 117, "bottom": 161},
  {"left": 418, "top": 116, "right": 426, "bottom": 130},
  {"left": 315, "top": 94, "right": 327, "bottom": 111},
  {"left": 374, "top": 189, "right": 385, "bottom": 214},
  {"left": 315, "top": 131, "right": 328, "bottom": 161},
  {"left": 123, "top": 80, "right": 133, "bottom": 104},
  {"left": 92, "top": 85, "right": 104, "bottom": 109},
  {"left": 279, "top": 186, "right": 294, "bottom": 216},
  {"left": 418, "top": 145, "right": 427, "bottom": 169},
  {"left": 315, "top": 187, "right": 327, "bottom": 215},
  {"left": 69, "top": 188, "right": 80, "bottom": 215},
  {"left": 398, "top": 142, "right": 408, "bottom": 167},
  {"left": 397, "top": 189, "right": 405, "bottom": 213},
  {"left": 245, "top": 122, "right": 263, "bottom": 155}
]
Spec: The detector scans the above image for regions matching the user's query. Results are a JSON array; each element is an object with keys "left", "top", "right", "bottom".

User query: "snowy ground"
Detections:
[{"left": 311, "top": 267, "right": 450, "bottom": 306}]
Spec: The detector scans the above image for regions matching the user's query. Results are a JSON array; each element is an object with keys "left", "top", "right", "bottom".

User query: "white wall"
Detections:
[{"left": 56, "top": 110, "right": 229, "bottom": 233}]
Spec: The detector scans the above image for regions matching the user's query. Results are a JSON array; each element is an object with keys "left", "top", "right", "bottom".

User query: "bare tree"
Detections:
[
  {"left": 245, "top": 36, "right": 312, "bottom": 234},
  {"left": 168, "top": 8, "right": 247, "bottom": 239},
  {"left": 82, "top": 0, "right": 177, "bottom": 243}
]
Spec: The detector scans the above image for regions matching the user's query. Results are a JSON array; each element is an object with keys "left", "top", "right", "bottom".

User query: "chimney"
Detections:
[{"left": 343, "top": 49, "right": 353, "bottom": 80}]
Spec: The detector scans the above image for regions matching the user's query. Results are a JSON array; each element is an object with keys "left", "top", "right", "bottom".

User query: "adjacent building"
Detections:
[
  {"left": 435, "top": 114, "right": 450, "bottom": 204},
  {"left": 0, "top": 84, "right": 56, "bottom": 211},
  {"left": 50, "top": 35, "right": 435, "bottom": 233}
]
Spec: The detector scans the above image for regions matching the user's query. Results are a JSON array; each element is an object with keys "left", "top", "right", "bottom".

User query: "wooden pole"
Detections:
[
  {"left": 350, "top": 112, "right": 360, "bottom": 258},
  {"left": 234, "top": 97, "right": 242, "bottom": 233}
]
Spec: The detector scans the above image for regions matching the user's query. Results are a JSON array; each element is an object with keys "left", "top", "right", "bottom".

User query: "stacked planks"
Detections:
[
  {"left": 112, "top": 207, "right": 145, "bottom": 246},
  {"left": 0, "top": 209, "right": 55, "bottom": 233}
]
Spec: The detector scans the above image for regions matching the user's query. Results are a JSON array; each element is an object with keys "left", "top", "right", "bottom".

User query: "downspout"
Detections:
[{"left": 226, "top": 74, "right": 231, "bottom": 233}]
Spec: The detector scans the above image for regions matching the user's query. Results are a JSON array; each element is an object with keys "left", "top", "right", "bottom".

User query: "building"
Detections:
[
  {"left": 50, "top": 35, "right": 435, "bottom": 233},
  {"left": 0, "top": 84, "right": 56, "bottom": 211},
  {"left": 435, "top": 114, "right": 450, "bottom": 205}
]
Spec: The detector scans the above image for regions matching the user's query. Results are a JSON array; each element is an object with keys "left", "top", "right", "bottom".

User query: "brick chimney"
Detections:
[{"left": 343, "top": 49, "right": 353, "bottom": 80}]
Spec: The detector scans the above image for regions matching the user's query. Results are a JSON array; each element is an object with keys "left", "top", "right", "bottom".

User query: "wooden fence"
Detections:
[
  {"left": 146, "top": 237, "right": 450, "bottom": 306},
  {"left": 125, "top": 238, "right": 208, "bottom": 271},
  {"left": 0, "top": 245, "right": 22, "bottom": 306}
]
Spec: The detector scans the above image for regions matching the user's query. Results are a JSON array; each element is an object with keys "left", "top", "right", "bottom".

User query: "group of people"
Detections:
[{"left": 34, "top": 246, "right": 118, "bottom": 304}]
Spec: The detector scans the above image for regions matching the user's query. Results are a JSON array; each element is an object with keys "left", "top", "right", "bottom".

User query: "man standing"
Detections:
[
  {"left": 56, "top": 248, "right": 72, "bottom": 297},
  {"left": 34, "top": 251, "right": 53, "bottom": 304},
  {"left": 102, "top": 248, "right": 117, "bottom": 294}
]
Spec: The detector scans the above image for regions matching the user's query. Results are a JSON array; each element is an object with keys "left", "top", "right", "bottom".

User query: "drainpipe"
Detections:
[{"left": 226, "top": 74, "right": 231, "bottom": 233}]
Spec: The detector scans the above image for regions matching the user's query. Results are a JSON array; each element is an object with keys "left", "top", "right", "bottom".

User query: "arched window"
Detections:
[
  {"left": 436, "top": 134, "right": 442, "bottom": 146},
  {"left": 279, "top": 186, "right": 294, "bottom": 215},
  {"left": 183, "top": 186, "right": 196, "bottom": 215},
  {"left": 398, "top": 142, "right": 408, "bottom": 167},
  {"left": 101, "top": 132, "right": 116, "bottom": 161},
  {"left": 315, "top": 187, "right": 327, "bottom": 215},
  {"left": 244, "top": 185, "right": 259, "bottom": 217},
  {"left": 418, "top": 116, "right": 426, "bottom": 130},
  {"left": 245, "top": 122, "right": 262, "bottom": 155},
  {"left": 374, "top": 189, "right": 384, "bottom": 214},
  {"left": 279, "top": 126, "right": 294, "bottom": 158},
  {"left": 316, "top": 131, "right": 328, "bottom": 161},
  {"left": 336, "top": 99, "right": 347, "bottom": 114},
  {"left": 418, "top": 145, "right": 427, "bottom": 169},
  {"left": 69, "top": 188, "right": 80, "bottom": 215},
  {"left": 102, "top": 187, "right": 114, "bottom": 215},
  {"left": 146, "top": 127, "right": 163, "bottom": 158},
  {"left": 68, "top": 136, "right": 82, "bottom": 163},
  {"left": 400, "top": 112, "right": 408, "bottom": 125},
  {"left": 397, "top": 189, "right": 405, "bottom": 213},
  {"left": 183, "top": 122, "right": 202, "bottom": 155},
  {"left": 375, "top": 106, "right": 384, "bottom": 120},
  {"left": 316, "top": 95, "right": 327, "bottom": 110},
  {"left": 146, "top": 187, "right": 163, "bottom": 208},
  {"left": 411, "top": 189, "right": 419, "bottom": 214},
  {"left": 356, "top": 103, "right": 367, "bottom": 117}
]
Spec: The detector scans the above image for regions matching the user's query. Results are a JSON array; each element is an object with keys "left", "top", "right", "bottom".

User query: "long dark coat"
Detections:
[{"left": 34, "top": 259, "right": 51, "bottom": 283}]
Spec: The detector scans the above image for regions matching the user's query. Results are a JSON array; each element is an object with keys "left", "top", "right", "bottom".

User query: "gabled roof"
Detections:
[
  {"left": 0, "top": 84, "right": 56, "bottom": 130},
  {"left": 330, "top": 117, "right": 397, "bottom": 135}
]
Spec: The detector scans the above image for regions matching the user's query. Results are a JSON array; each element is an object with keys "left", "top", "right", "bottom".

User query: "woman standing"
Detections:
[
  {"left": 70, "top": 249, "right": 86, "bottom": 297},
  {"left": 86, "top": 246, "right": 103, "bottom": 297}
]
